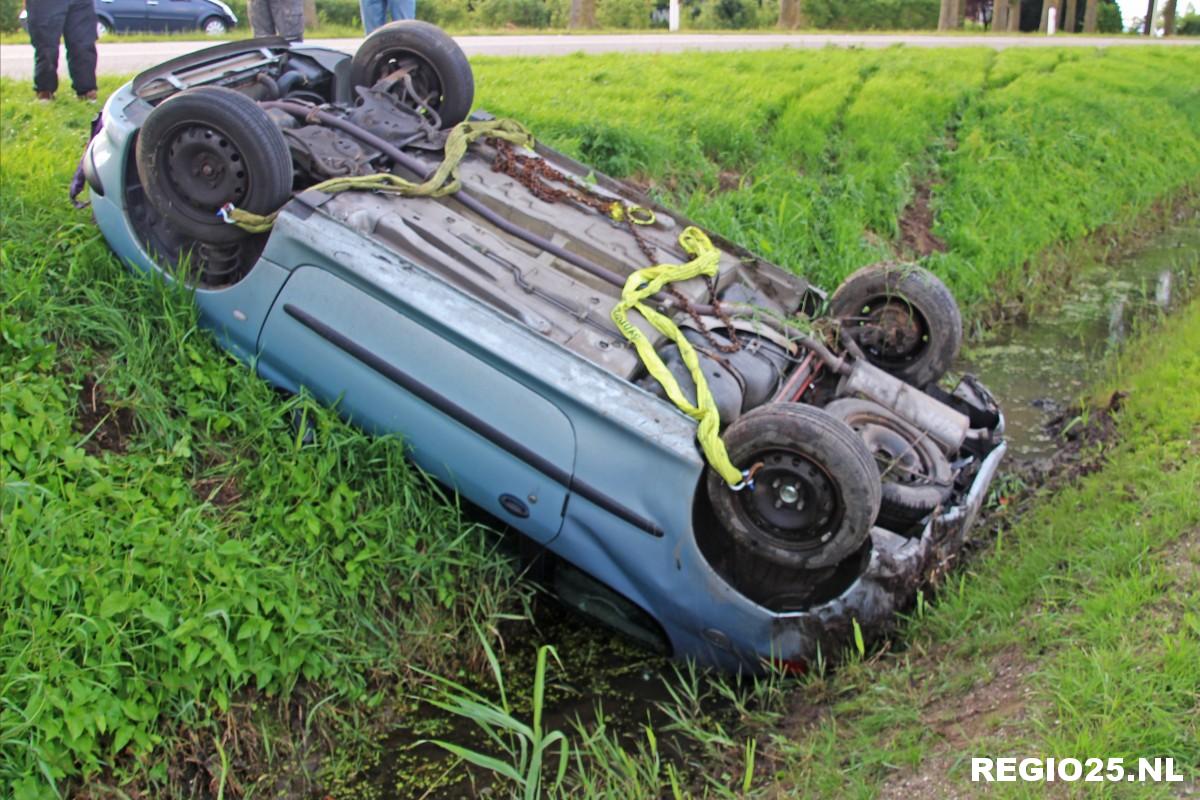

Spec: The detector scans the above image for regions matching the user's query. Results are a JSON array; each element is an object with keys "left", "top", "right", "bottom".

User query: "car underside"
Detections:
[{"left": 83, "top": 25, "right": 1007, "bottom": 670}]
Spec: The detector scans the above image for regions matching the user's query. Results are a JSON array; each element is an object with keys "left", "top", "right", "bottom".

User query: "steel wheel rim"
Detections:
[
  {"left": 367, "top": 49, "right": 445, "bottom": 113},
  {"left": 738, "top": 449, "right": 845, "bottom": 551},
  {"left": 158, "top": 122, "right": 249, "bottom": 225},
  {"left": 847, "top": 295, "right": 931, "bottom": 369}
]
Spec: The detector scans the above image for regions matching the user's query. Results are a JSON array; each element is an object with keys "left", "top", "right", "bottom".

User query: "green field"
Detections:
[{"left": 2, "top": 44, "right": 1200, "bottom": 798}]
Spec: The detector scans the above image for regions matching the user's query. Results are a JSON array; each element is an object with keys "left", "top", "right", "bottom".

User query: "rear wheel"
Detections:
[
  {"left": 707, "top": 403, "right": 881, "bottom": 571},
  {"left": 829, "top": 263, "right": 962, "bottom": 388},
  {"left": 135, "top": 86, "right": 293, "bottom": 245},
  {"left": 349, "top": 21, "right": 474, "bottom": 128},
  {"left": 823, "top": 398, "right": 952, "bottom": 533}
]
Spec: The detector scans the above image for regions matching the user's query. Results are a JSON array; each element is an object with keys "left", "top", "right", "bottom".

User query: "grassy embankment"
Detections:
[{"left": 2, "top": 44, "right": 1199, "bottom": 797}]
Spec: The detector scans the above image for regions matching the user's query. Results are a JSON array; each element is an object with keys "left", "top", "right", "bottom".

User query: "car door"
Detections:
[
  {"left": 97, "top": 0, "right": 146, "bottom": 31},
  {"left": 145, "top": 0, "right": 196, "bottom": 30},
  {"left": 255, "top": 266, "right": 576, "bottom": 545}
]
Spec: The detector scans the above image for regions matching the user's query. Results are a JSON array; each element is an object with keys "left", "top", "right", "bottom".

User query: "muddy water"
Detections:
[
  {"left": 345, "top": 221, "right": 1199, "bottom": 798},
  {"left": 958, "top": 222, "right": 1200, "bottom": 461}
]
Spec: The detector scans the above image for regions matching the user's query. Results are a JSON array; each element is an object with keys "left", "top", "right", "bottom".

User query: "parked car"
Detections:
[
  {"left": 20, "top": 0, "right": 237, "bottom": 36},
  {"left": 80, "top": 24, "right": 1007, "bottom": 671}
]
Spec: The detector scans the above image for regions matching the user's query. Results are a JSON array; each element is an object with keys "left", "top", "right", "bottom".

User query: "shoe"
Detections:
[
  {"left": 36, "top": 91, "right": 55, "bottom": 103},
  {"left": 78, "top": 90, "right": 98, "bottom": 103}
]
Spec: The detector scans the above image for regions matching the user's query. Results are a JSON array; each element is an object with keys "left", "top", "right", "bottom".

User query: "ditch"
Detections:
[{"left": 335, "top": 215, "right": 1200, "bottom": 799}]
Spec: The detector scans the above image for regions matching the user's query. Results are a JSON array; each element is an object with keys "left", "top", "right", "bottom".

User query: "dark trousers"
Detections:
[{"left": 27, "top": 0, "right": 99, "bottom": 95}]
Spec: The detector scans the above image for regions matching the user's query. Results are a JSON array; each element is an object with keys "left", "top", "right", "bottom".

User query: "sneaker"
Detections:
[
  {"left": 78, "top": 90, "right": 98, "bottom": 103},
  {"left": 36, "top": 91, "right": 54, "bottom": 103}
]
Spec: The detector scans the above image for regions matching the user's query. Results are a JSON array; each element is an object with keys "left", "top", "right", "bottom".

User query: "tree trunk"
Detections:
[
  {"left": 1082, "top": 0, "right": 1098, "bottom": 29},
  {"left": 1009, "top": 0, "right": 1023, "bottom": 28},
  {"left": 1143, "top": 0, "right": 1155, "bottom": 33},
  {"left": 958, "top": 0, "right": 968, "bottom": 26},
  {"left": 993, "top": 0, "right": 1010, "bottom": 30},
  {"left": 303, "top": 0, "right": 316, "bottom": 30},
  {"left": 1039, "top": 0, "right": 1052, "bottom": 30},
  {"left": 779, "top": 0, "right": 807, "bottom": 28},
  {"left": 1163, "top": 0, "right": 1177, "bottom": 33},
  {"left": 569, "top": 0, "right": 596, "bottom": 27},
  {"left": 938, "top": 0, "right": 954, "bottom": 29},
  {"left": 1063, "top": 0, "right": 1077, "bottom": 30}
]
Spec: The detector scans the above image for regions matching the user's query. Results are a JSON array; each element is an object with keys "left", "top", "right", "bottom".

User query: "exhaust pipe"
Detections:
[{"left": 837, "top": 361, "right": 970, "bottom": 453}]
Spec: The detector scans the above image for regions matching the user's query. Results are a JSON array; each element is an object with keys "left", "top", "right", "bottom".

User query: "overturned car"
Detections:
[{"left": 82, "top": 23, "right": 1006, "bottom": 671}]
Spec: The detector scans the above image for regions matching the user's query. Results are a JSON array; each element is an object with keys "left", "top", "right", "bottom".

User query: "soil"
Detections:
[
  {"left": 75, "top": 374, "right": 135, "bottom": 455},
  {"left": 876, "top": 646, "right": 1036, "bottom": 800},
  {"left": 192, "top": 447, "right": 243, "bottom": 508},
  {"left": 898, "top": 182, "right": 947, "bottom": 258}
]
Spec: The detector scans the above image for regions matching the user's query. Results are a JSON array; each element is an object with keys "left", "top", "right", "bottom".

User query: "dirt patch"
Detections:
[
  {"left": 717, "top": 169, "right": 744, "bottom": 192},
  {"left": 877, "top": 646, "right": 1036, "bottom": 800},
  {"left": 898, "top": 183, "right": 946, "bottom": 258},
  {"left": 192, "top": 447, "right": 243, "bottom": 508},
  {"left": 75, "top": 374, "right": 135, "bottom": 455}
]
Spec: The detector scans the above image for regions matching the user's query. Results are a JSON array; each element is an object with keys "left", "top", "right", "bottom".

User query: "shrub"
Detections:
[
  {"left": 803, "top": 0, "right": 939, "bottom": 29},
  {"left": 1180, "top": 12, "right": 1200, "bottom": 34},
  {"left": 1, "top": 0, "right": 23, "bottom": 33},
  {"left": 416, "top": 0, "right": 474, "bottom": 27},
  {"left": 1098, "top": 0, "right": 1123, "bottom": 31},
  {"left": 597, "top": 0, "right": 655, "bottom": 28},
  {"left": 475, "top": 0, "right": 553, "bottom": 26}
]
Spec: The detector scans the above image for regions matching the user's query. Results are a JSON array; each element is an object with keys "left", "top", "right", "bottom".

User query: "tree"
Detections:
[
  {"left": 569, "top": 0, "right": 596, "bottom": 27},
  {"left": 993, "top": 0, "right": 1012, "bottom": 30},
  {"left": 1143, "top": 0, "right": 1156, "bottom": 32},
  {"left": 779, "top": 0, "right": 807, "bottom": 28},
  {"left": 1083, "top": 0, "right": 1099, "bottom": 28},
  {"left": 1064, "top": 0, "right": 1078, "bottom": 30},
  {"left": 1163, "top": 0, "right": 1178, "bottom": 33},
  {"left": 1009, "top": 0, "right": 1022, "bottom": 29},
  {"left": 1039, "top": 0, "right": 1053, "bottom": 29},
  {"left": 938, "top": 0, "right": 961, "bottom": 29}
]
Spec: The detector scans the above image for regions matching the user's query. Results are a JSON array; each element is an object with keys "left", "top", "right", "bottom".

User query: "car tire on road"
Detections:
[
  {"left": 350, "top": 20, "right": 475, "bottom": 128},
  {"left": 829, "top": 263, "right": 962, "bottom": 388},
  {"left": 707, "top": 402, "right": 881, "bottom": 571},
  {"left": 97, "top": 18, "right": 109, "bottom": 36},
  {"left": 135, "top": 86, "right": 293, "bottom": 245},
  {"left": 822, "top": 398, "right": 952, "bottom": 533},
  {"left": 201, "top": 16, "right": 228, "bottom": 35}
]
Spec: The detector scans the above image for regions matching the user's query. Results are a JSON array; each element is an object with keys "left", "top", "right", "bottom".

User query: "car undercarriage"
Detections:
[{"left": 84, "top": 23, "right": 1007, "bottom": 669}]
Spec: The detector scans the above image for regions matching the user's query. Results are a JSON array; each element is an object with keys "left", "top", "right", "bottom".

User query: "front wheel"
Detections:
[
  {"left": 96, "top": 18, "right": 109, "bottom": 36},
  {"left": 201, "top": 16, "right": 228, "bottom": 35},
  {"left": 829, "top": 263, "right": 962, "bottom": 388},
  {"left": 707, "top": 403, "right": 881, "bottom": 571}
]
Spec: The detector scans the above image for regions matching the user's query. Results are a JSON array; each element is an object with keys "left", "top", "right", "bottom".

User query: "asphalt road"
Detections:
[{"left": 1, "top": 32, "right": 1196, "bottom": 81}]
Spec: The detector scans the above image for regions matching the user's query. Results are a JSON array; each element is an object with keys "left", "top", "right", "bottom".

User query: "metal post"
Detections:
[{"left": 669, "top": 0, "right": 680, "bottom": 31}]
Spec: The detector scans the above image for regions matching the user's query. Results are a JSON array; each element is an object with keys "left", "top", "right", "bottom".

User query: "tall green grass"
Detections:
[
  {"left": 1, "top": 84, "right": 522, "bottom": 796},
  {"left": 2, "top": 42, "right": 1200, "bottom": 796}
]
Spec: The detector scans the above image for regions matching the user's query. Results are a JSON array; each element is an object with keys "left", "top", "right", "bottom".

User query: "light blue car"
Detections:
[{"left": 81, "top": 24, "right": 1007, "bottom": 671}]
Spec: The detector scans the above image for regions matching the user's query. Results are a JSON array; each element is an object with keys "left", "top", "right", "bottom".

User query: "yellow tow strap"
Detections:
[
  {"left": 610, "top": 227, "right": 743, "bottom": 487},
  {"left": 221, "top": 118, "right": 537, "bottom": 232}
]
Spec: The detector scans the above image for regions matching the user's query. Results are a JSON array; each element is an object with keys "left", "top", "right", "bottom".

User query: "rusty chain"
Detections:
[{"left": 489, "top": 139, "right": 742, "bottom": 353}]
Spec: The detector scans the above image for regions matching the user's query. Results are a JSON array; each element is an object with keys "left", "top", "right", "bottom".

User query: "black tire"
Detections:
[
  {"left": 201, "top": 16, "right": 228, "bottom": 35},
  {"left": 707, "top": 403, "right": 881, "bottom": 571},
  {"left": 829, "top": 263, "right": 962, "bottom": 388},
  {"left": 135, "top": 86, "right": 293, "bottom": 245},
  {"left": 823, "top": 398, "right": 953, "bottom": 534},
  {"left": 350, "top": 21, "right": 474, "bottom": 129}
]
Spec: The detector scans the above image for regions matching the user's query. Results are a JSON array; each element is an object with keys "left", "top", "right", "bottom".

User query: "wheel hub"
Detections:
[
  {"left": 741, "top": 450, "right": 842, "bottom": 546},
  {"left": 163, "top": 125, "right": 248, "bottom": 215},
  {"left": 854, "top": 299, "right": 927, "bottom": 364},
  {"left": 855, "top": 421, "right": 926, "bottom": 484}
]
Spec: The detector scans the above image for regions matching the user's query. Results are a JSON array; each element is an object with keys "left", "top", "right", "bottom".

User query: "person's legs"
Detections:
[
  {"left": 359, "top": 0, "right": 386, "bottom": 32},
  {"left": 27, "top": 0, "right": 69, "bottom": 97},
  {"left": 270, "top": 0, "right": 305, "bottom": 40},
  {"left": 386, "top": 0, "right": 415, "bottom": 21},
  {"left": 249, "top": 0, "right": 278, "bottom": 36},
  {"left": 63, "top": 0, "right": 98, "bottom": 98}
]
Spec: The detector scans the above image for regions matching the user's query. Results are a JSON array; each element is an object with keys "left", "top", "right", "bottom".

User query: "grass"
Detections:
[{"left": 2, "top": 43, "right": 1199, "bottom": 797}]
